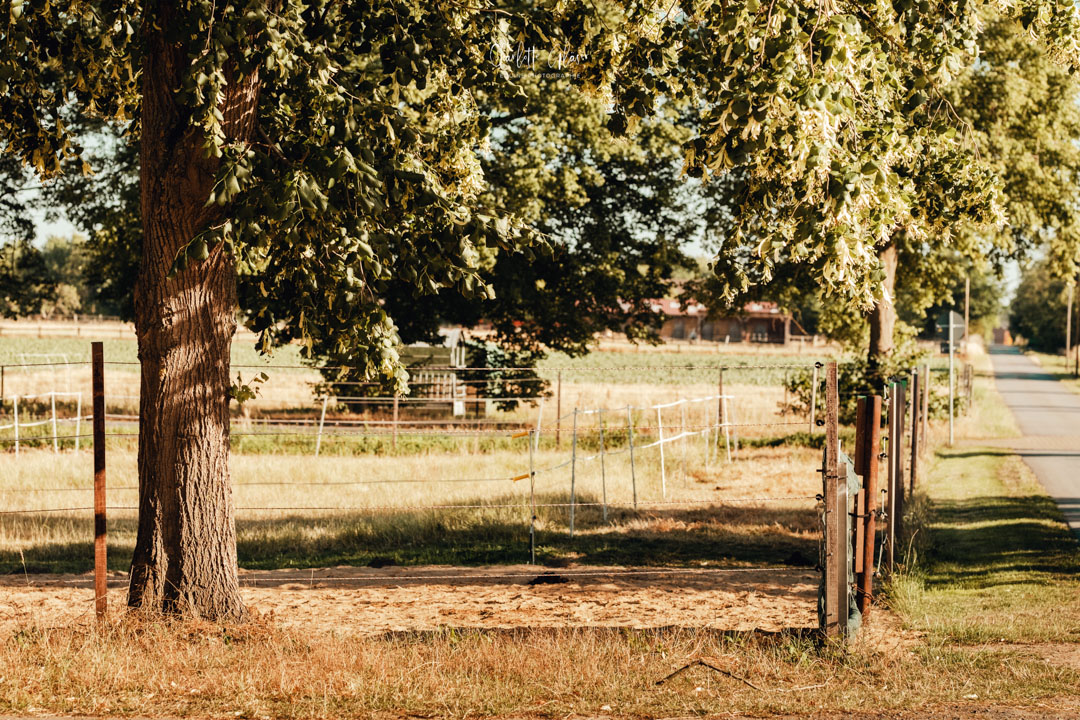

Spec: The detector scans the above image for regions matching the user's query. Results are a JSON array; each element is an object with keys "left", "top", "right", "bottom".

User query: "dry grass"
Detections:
[
  {"left": 1, "top": 616, "right": 1077, "bottom": 718},
  {"left": 1, "top": 438, "right": 823, "bottom": 572}
]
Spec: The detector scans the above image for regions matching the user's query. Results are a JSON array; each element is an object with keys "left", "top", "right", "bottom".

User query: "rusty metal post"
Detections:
[{"left": 92, "top": 342, "right": 107, "bottom": 620}]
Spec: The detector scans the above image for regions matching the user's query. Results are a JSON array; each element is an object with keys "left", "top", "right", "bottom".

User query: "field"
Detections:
[
  {"left": 2, "top": 334, "right": 830, "bottom": 620},
  {"left": 3, "top": 335, "right": 1079, "bottom": 717}
]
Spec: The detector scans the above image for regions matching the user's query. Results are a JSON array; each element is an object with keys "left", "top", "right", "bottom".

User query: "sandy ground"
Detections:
[{"left": 0, "top": 564, "right": 818, "bottom": 634}]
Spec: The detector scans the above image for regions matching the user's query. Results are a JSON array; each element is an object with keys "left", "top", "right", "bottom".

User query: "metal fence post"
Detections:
[
  {"left": 809, "top": 362, "right": 820, "bottom": 434},
  {"left": 721, "top": 394, "right": 732, "bottom": 462},
  {"left": 392, "top": 394, "right": 399, "bottom": 450},
  {"left": 528, "top": 429, "right": 536, "bottom": 564},
  {"left": 716, "top": 367, "right": 724, "bottom": 447},
  {"left": 680, "top": 400, "right": 688, "bottom": 487},
  {"left": 315, "top": 395, "right": 329, "bottom": 456},
  {"left": 656, "top": 405, "right": 667, "bottom": 499},
  {"left": 627, "top": 406, "right": 638, "bottom": 510},
  {"left": 50, "top": 391, "right": 58, "bottom": 453},
  {"left": 534, "top": 398, "right": 544, "bottom": 452},
  {"left": 569, "top": 407, "right": 578, "bottom": 537},
  {"left": 92, "top": 342, "right": 107, "bottom": 620},
  {"left": 598, "top": 407, "right": 608, "bottom": 523},
  {"left": 75, "top": 392, "right": 82, "bottom": 452}
]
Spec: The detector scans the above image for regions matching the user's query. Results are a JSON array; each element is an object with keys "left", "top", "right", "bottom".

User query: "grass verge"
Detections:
[{"left": 890, "top": 365, "right": 1080, "bottom": 645}]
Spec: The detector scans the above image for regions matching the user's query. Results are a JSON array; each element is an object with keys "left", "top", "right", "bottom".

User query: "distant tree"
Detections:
[
  {"left": 0, "top": 152, "right": 52, "bottom": 317},
  {"left": 695, "top": 11, "right": 1080, "bottom": 387},
  {"left": 1010, "top": 261, "right": 1069, "bottom": 352}
]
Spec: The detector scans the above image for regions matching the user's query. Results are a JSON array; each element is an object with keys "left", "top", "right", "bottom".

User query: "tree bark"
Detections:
[
  {"left": 129, "top": 8, "right": 260, "bottom": 621},
  {"left": 867, "top": 243, "right": 898, "bottom": 391}
]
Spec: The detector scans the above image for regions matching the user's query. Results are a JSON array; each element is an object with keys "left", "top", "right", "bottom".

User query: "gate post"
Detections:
[{"left": 822, "top": 361, "right": 847, "bottom": 638}]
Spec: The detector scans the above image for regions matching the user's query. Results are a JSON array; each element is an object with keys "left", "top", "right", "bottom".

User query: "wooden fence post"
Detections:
[
  {"left": 857, "top": 395, "right": 881, "bottom": 614},
  {"left": 823, "top": 361, "right": 848, "bottom": 638},
  {"left": 896, "top": 380, "right": 906, "bottom": 538},
  {"left": 92, "top": 342, "right": 107, "bottom": 620},
  {"left": 853, "top": 398, "right": 867, "bottom": 587},
  {"left": 909, "top": 369, "right": 920, "bottom": 493},
  {"left": 920, "top": 364, "right": 929, "bottom": 453}
]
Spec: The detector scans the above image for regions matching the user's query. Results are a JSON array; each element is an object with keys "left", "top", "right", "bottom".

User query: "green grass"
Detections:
[
  {"left": 1027, "top": 350, "right": 1080, "bottom": 395},
  {"left": 539, "top": 350, "right": 830, "bottom": 385},
  {"left": 0, "top": 336, "right": 305, "bottom": 369},
  {"left": 891, "top": 375, "right": 1080, "bottom": 644}
]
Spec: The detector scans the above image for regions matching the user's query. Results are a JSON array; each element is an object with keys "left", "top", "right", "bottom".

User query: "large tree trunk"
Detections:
[
  {"left": 128, "top": 9, "right": 260, "bottom": 621},
  {"left": 867, "top": 243, "right": 898, "bottom": 390}
]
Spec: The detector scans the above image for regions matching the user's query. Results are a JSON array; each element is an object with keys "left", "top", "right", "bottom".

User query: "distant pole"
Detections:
[
  {"left": 948, "top": 319, "right": 955, "bottom": 447},
  {"left": 1068, "top": 283, "right": 1074, "bottom": 373},
  {"left": 964, "top": 275, "right": 970, "bottom": 352},
  {"left": 921, "top": 364, "right": 930, "bottom": 452},
  {"left": 716, "top": 367, "right": 724, "bottom": 443},
  {"left": 679, "top": 400, "right": 688, "bottom": 487},
  {"left": 92, "top": 341, "right": 107, "bottom": 620},
  {"left": 657, "top": 406, "right": 667, "bottom": 499},
  {"left": 598, "top": 407, "right": 608, "bottom": 523},
  {"left": 315, "top": 396, "right": 328, "bottom": 456},
  {"left": 392, "top": 394, "right": 399, "bottom": 450},
  {"left": 75, "top": 392, "right": 82, "bottom": 452},
  {"left": 555, "top": 370, "right": 562, "bottom": 448}
]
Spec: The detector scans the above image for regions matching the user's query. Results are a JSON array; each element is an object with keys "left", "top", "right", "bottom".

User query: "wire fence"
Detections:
[{"left": 2, "top": 354, "right": 828, "bottom": 611}]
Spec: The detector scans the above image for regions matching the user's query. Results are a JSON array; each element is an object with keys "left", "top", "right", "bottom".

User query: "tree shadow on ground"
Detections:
[
  {"left": 924, "top": 494, "right": 1080, "bottom": 591},
  {"left": 1, "top": 492, "right": 821, "bottom": 574}
]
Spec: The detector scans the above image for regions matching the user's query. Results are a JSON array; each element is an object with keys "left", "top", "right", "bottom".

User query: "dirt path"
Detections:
[
  {"left": 988, "top": 347, "right": 1080, "bottom": 537},
  {"left": 0, "top": 564, "right": 818, "bottom": 635}
]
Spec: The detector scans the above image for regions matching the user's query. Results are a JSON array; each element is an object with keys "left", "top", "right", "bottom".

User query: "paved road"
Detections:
[{"left": 989, "top": 346, "right": 1080, "bottom": 537}]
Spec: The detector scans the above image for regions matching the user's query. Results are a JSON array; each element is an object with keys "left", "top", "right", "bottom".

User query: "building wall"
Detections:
[{"left": 661, "top": 315, "right": 789, "bottom": 343}]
